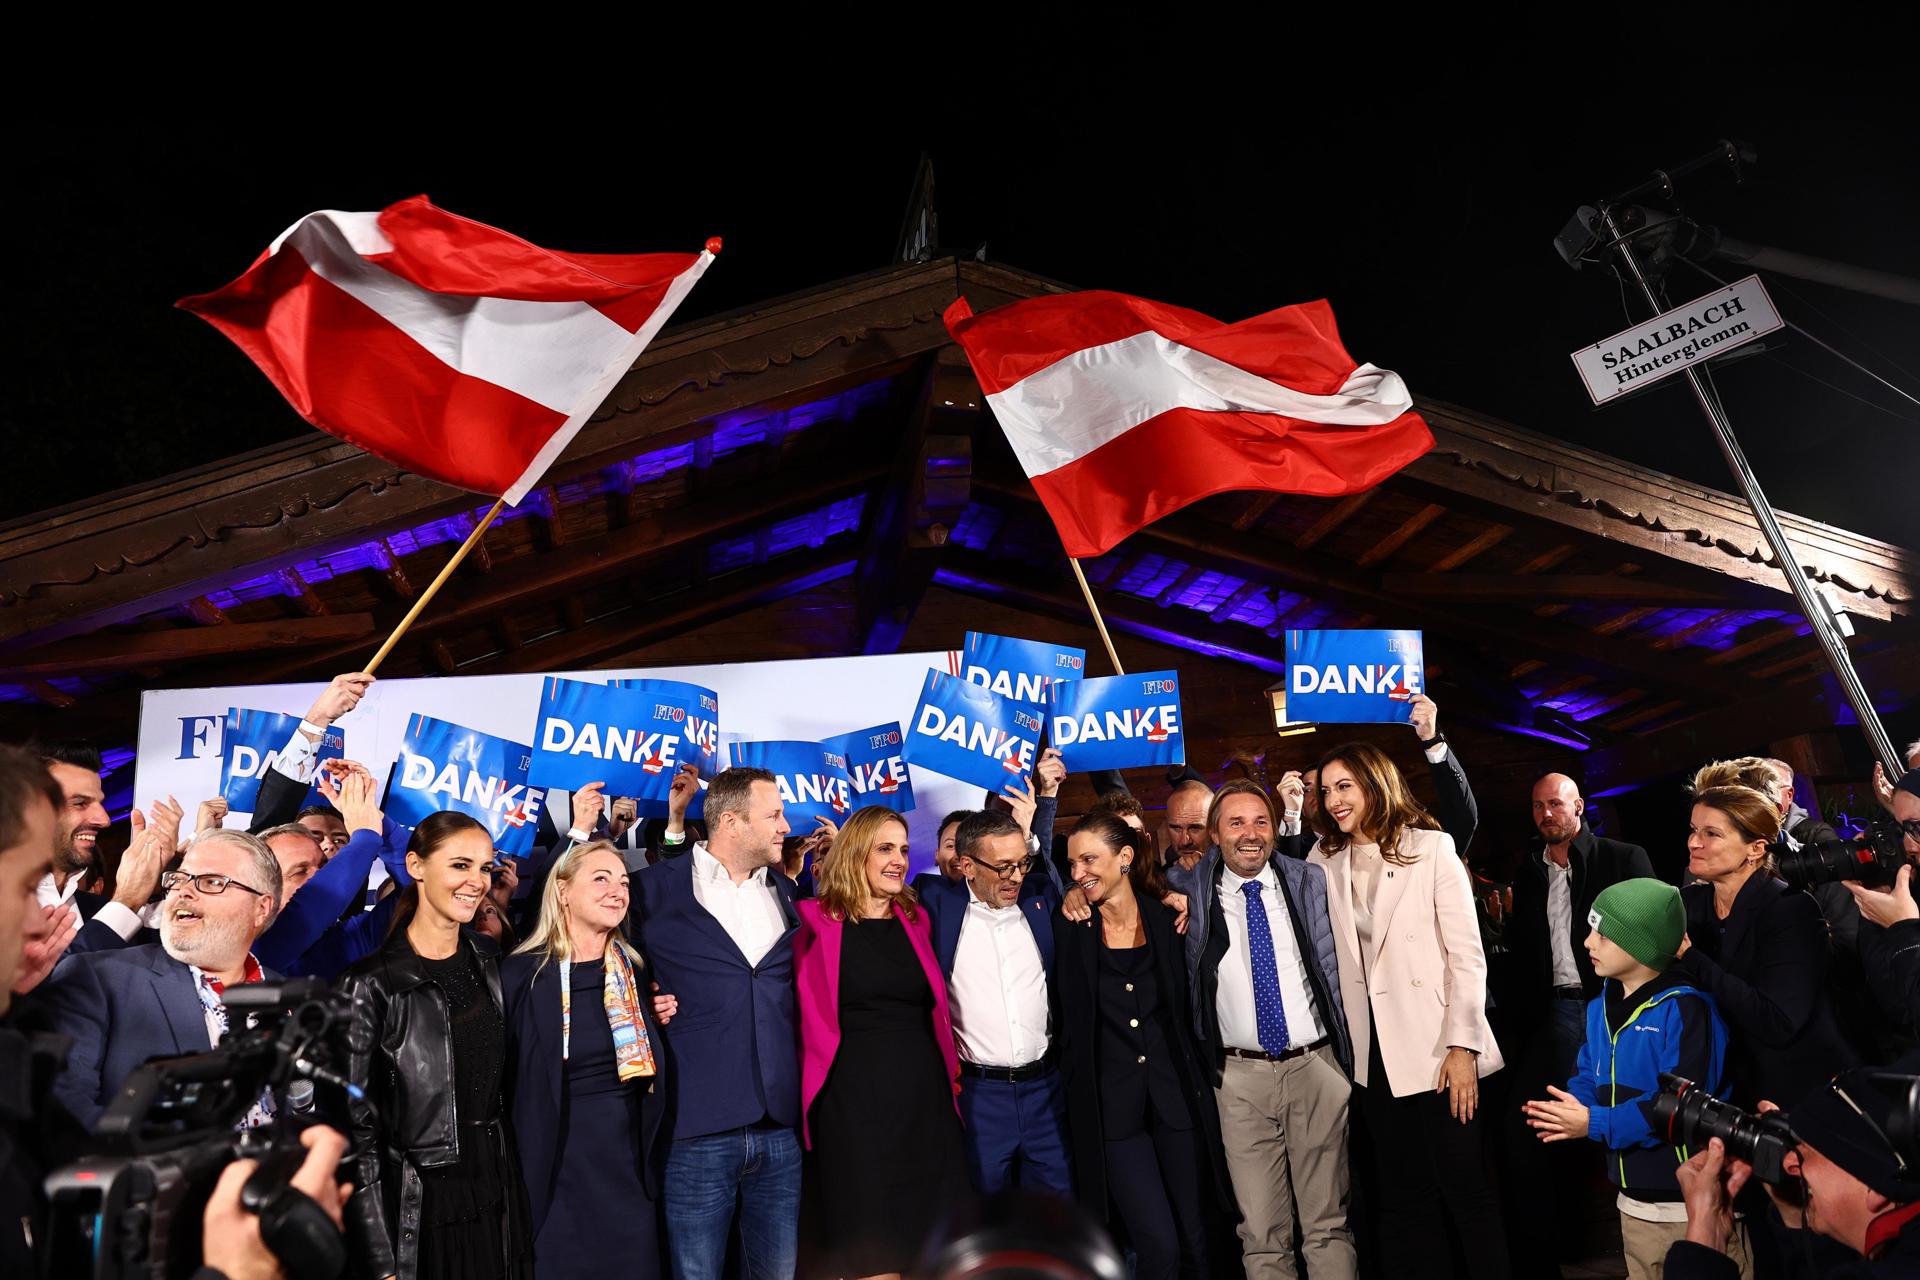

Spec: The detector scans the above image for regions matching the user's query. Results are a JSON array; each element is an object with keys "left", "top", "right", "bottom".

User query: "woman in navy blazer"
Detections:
[
  {"left": 794, "top": 805, "right": 967, "bottom": 1280},
  {"left": 503, "top": 841, "right": 675, "bottom": 1280}
]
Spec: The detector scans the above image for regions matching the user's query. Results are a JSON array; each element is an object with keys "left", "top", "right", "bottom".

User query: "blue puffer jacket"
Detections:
[{"left": 1566, "top": 970, "right": 1729, "bottom": 1195}]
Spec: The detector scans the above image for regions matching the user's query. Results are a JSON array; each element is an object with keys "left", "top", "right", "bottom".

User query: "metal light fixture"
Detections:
[{"left": 1265, "top": 680, "right": 1318, "bottom": 737}]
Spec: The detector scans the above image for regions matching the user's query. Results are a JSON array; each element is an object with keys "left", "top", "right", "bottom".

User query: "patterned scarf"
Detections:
[{"left": 560, "top": 945, "right": 656, "bottom": 1082}]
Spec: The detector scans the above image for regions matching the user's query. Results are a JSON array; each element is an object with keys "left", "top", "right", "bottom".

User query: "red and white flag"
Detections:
[
  {"left": 180, "top": 196, "right": 715, "bottom": 504},
  {"left": 944, "top": 291, "right": 1434, "bottom": 558}
]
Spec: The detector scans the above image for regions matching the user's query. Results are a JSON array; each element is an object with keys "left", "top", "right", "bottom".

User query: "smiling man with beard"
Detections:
[
  {"left": 38, "top": 829, "right": 282, "bottom": 1129},
  {"left": 40, "top": 742, "right": 181, "bottom": 955}
]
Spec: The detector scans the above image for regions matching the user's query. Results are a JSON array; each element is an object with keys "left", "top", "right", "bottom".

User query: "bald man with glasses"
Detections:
[{"left": 919, "top": 810, "right": 1073, "bottom": 1195}]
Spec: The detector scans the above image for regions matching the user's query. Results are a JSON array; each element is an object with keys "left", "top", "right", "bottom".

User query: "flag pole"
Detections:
[
  {"left": 1068, "top": 558, "right": 1126, "bottom": 676},
  {"left": 365, "top": 496, "right": 508, "bottom": 675}
]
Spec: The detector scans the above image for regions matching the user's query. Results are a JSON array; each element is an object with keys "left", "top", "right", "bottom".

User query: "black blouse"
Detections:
[{"left": 1095, "top": 940, "right": 1193, "bottom": 1138}]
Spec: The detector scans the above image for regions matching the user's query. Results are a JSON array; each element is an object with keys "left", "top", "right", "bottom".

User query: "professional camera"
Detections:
[
  {"left": 43, "top": 980, "right": 358, "bottom": 1280},
  {"left": 1774, "top": 818, "right": 1908, "bottom": 889},
  {"left": 1649, "top": 1072, "right": 1797, "bottom": 1187}
]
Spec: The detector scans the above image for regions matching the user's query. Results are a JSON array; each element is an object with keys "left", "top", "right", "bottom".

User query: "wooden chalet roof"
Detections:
[{"left": 1, "top": 257, "right": 1914, "bottom": 794}]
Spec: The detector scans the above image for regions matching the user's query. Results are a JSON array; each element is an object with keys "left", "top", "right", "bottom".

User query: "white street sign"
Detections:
[{"left": 1571, "top": 274, "right": 1783, "bottom": 405}]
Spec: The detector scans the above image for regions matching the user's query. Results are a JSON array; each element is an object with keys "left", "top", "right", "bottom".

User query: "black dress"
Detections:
[
  {"left": 809, "top": 916, "right": 969, "bottom": 1275},
  {"left": 417, "top": 949, "right": 527, "bottom": 1280},
  {"left": 530, "top": 959, "right": 658, "bottom": 1279}
]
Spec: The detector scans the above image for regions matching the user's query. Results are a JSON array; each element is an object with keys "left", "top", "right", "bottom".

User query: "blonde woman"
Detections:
[
  {"left": 794, "top": 805, "right": 967, "bottom": 1280},
  {"left": 502, "top": 841, "right": 675, "bottom": 1280},
  {"left": 1310, "top": 741, "right": 1508, "bottom": 1279},
  {"left": 1669, "top": 783, "right": 1855, "bottom": 1108}
]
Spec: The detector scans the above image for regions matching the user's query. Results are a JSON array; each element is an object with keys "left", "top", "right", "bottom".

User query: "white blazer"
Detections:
[{"left": 1313, "top": 826, "right": 1503, "bottom": 1097}]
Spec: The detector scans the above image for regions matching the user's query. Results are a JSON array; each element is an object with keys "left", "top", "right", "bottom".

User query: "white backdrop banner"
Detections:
[{"left": 135, "top": 652, "right": 984, "bottom": 876}]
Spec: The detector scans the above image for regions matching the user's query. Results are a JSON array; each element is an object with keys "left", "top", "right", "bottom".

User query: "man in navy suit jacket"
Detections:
[
  {"left": 627, "top": 766, "right": 803, "bottom": 1280},
  {"left": 39, "top": 829, "right": 282, "bottom": 1130},
  {"left": 918, "top": 809, "right": 1073, "bottom": 1197}
]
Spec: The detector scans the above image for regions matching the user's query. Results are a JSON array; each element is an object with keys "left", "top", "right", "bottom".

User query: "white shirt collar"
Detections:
[
  {"left": 36, "top": 871, "right": 82, "bottom": 910},
  {"left": 966, "top": 880, "right": 1011, "bottom": 911},
  {"left": 693, "top": 842, "right": 766, "bottom": 887},
  {"left": 1221, "top": 859, "right": 1278, "bottom": 893}
]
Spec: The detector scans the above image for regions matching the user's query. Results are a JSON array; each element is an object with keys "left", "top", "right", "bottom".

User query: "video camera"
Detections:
[
  {"left": 1774, "top": 818, "right": 1908, "bottom": 889},
  {"left": 43, "top": 979, "right": 358, "bottom": 1280}
]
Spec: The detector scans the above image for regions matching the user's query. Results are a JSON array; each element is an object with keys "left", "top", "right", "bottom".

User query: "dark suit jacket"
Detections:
[
  {"left": 38, "top": 943, "right": 273, "bottom": 1130},
  {"left": 1502, "top": 823, "right": 1654, "bottom": 1013},
  {"left": 502, "top": 951, "right": 667, "bottom": 1239},
  {"left": 629, "top": 852, "right": 800, "bottom": 1140},
  {"left": 1674, "top": 874, "right": 1856, "bottom": 1107},
  {"left": 1051, "top": 895, "right": 1230, "bottom": 1221},
  {"left": 64, "top": 889, "right": 137, "bottom": 956},
  {"left": 919, "top": 873, "right": 1061, "bottom": 982}
]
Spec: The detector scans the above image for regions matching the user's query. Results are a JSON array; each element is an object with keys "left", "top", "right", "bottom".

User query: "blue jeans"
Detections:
[{"left": 663, "top": 1126, "right": 802, "bottom": 1280}]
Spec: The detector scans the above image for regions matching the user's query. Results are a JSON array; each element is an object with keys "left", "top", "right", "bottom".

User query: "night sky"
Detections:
[{"left": 13, "top": 62, "right": 1916, "bottom": 548}]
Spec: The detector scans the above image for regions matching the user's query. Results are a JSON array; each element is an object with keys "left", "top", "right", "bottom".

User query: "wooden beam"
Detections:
[
  {"left": 1233, "top": 494, "right": 1281, "bottom": 532},
  {"left": 1378, "top": 574, "right": 1731, "bottom": 606},
  {"left": 1516, "top": 544, "right": 1577, "bottom": 575},
  {"left": 1211, "top": 582, "right": 1267, "bottom": 622},
  {"left": 180, "top": 596, "right": 228, "bottom": 627},
  {"left": 26, "top": 681, "right": 75, "bottom": 708},
  {"left": 1592, "top": 607, "right": 1660, "bottom": 637},
  {"left": 1294, "top": 492, "right": 1377, "bottom": 550},
  {"left": 536, "top": 486, "right": 568, "bottom": 549},
  {"left": 1355, "top": 504, "right": 1448, "bottom": 568},
  {"left": 1155, "top": 566, "right": 1210, "bottom": 608},
  {"left": 0, "top": 614, "right": 379, "bottom": 678},
  {"left": 277, "top": 570, "right": 329, "bottom": 617},
  {"left": 1427, "top": 523, "right": 1513, "bottom": 572}
]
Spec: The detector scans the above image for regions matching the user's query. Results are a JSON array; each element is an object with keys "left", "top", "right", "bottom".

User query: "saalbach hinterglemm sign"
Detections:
[{"left": 1570, "top": 275, "right": 1783, "bottom": 406}]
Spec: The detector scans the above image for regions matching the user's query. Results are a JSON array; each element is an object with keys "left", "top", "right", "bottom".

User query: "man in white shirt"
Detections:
[
  {"left": 919, "top": 810, "right": 1072, "bottom": 1196},
  {"left": 40, "top": 743, "right": 177, "bottom": 955},
  {"left": 630, "top": 766, "right": 802, "bottom": 1280},
  {"left": 1167, "top": 781, "right": 1355, "bottom": 1280}
]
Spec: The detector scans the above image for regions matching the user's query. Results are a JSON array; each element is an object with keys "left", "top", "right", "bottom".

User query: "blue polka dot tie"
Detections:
[{"left": 1241, "top": 880, "right": 1292, "bottom": 1056}]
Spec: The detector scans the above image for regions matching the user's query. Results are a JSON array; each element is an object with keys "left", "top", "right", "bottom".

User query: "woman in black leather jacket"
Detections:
[{"left": 341, "top": 812, "right": 530, "bottom": 1280}]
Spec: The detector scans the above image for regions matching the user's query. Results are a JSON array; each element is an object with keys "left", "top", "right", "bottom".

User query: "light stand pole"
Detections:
[{"left": 1592, "top": 201, "right": 1905, "bottom": 779}]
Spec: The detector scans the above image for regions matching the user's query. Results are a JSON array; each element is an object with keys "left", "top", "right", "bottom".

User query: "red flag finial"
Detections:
[{"left": 705, "top": 236, "right": 723, "bottom": 255}]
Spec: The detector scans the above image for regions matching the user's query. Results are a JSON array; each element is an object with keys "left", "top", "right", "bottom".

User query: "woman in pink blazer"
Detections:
[
  {"left": 794, "top": 805, "right": 967, "bottom": 1280},
  {"left": 1309, "top": 742, "right": 1510, "bottom": 1280}
]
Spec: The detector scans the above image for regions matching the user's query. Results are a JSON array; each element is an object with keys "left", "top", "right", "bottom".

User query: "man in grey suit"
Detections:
[
  {"left": 1167, "top": 780, "right": 1355, "bottom": 1280},
  {"left": 40, "top": 829, "right": 282, "bottom": 1129}
]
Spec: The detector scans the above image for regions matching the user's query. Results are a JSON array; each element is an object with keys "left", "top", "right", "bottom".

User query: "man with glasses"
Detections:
[
  {"left": 39, "top": 829, "right": 282, "bottom": 1129},
  {"left": 919, "top": 809, "right": 1072, "bottom": 1195}
]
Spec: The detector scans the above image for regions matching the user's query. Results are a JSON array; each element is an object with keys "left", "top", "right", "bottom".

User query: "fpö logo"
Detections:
[
  {"left": 1012, "top": 710, "right": 1043, "bottom": 734},
  {"left": 869, "top": 730, "right": 902, "bottom": 749},
  {"left": 654, "top": 704, "right": 687, "bottom": 722},
  {"left": 1057, "top": 654, "right": 1084, "bottom": 670},
  {"left": 1140, "top": 678, "right": 1177, "bottom": 696}
]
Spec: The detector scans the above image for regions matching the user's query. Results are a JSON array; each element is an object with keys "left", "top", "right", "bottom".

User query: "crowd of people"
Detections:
[{"left": 4, "top": 668, "right": 1920, "bottom": 1280}]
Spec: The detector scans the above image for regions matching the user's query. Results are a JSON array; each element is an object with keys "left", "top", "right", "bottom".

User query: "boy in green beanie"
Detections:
[{"left": 1523, "top": 878, "right": 1744, "bottom": 1278}]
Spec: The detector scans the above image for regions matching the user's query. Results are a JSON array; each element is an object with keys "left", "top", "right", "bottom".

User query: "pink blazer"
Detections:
[{"left": 794, "top": 897, "right": 961, "bottom": 1147}]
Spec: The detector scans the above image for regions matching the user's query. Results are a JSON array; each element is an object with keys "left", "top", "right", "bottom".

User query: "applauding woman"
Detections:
[
  {"left": 1310, "top": 743, "right": 1508, "bottom": 1280},
  {"left": 1055, "top": 813, "right": 1226, "bottom": 1280},
  {"left": 796, "top": 806, "right": 968, "bottom": 1280},
  {"left": 504, "top": 841, "right": 673, "bottom": 1279},
  {"left": 342, "top": 812, "right": 530, "bottom": 1280}
]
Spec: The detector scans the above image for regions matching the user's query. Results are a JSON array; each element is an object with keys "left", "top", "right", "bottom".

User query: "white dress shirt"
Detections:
[
  {"left": 36, "top": 872, "right": 145, "bottom": 941},
  {"left": 1217, "top": 862, "right": 1327, "bottom": 1052},
  {"left": 1541, "top": 853, "right": 1580, "bottom": 988},
  {"left": 949, "top": 884, "right": 1051, "bottom": 1068},
  {"left": 690, "top": 843, "right": 785, "bottom": 968}
]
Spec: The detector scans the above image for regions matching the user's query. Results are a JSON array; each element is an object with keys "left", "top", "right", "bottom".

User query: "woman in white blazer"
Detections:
[{"left": 1309, "top": 742, "right": 1509, "bottom": 1280}]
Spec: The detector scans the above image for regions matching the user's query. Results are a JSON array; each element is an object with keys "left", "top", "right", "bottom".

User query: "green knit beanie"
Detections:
[{"left": 1587, "top": 878, "right": 1687, "bottom": 970}]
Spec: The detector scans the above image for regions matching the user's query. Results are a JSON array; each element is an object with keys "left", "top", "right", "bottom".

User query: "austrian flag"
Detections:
[
  {"left": 944, "top": 292, "right": 1434, "bottom": 558},
  {"left": 180, "top": 196, "right": 715, "bottom": 504}
]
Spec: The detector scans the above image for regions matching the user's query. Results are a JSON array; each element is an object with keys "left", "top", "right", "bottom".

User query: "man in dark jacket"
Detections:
[{"left": 1501, "top": 772, "right": 1653, "bottom": 1276}]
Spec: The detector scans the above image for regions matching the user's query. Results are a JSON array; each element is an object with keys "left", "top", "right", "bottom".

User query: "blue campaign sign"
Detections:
[
  {"left": 219, "top": 708, "right": 344, "bottom": 812},
  {"left": 730, "top": 740, "right": 852, "bottom": 831},
  {"left": 1284, "top": 629, "right": 1425, "bottom": 724},
  {"left": 530, "top": 678, "right": 685, "bottom": 803},
  {"left": 613, "top": 678, "right": 721, "bottom": 781},
  {"left": 902, "top": 670, "right": 1045, "bottom": 795},
  {"left": 1048, "top": 671, "right": 1186, "bottom": 773},
  {"left": 952, "top": 631, "right": 1087, "bottom": 704},
  {"left": 823, "top": 722, "right": 915, "bottom": 815},
  {"left": 388, "top": 714, "right": 545, "bottom": 857}
]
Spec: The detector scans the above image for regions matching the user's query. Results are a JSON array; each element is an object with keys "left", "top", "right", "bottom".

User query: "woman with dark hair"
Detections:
[
  {"left": 1310, "top": 742, "right": 1508, "bottom": 1279},
  {"left": 1671, "top": 779, "right": 1855, "bottom": 1108},
  {"left": 1055, "top": 812, "right": 1226, "bottom": 1280},
  {"left": 341, "top": 811, "right": 530, "bottom": 1280},
  {"left": 795, "top": 805, "right": 967, "bottom": 1280},
  {"left": 503, "top": 840, "right": 672, "bottom": 1279}
]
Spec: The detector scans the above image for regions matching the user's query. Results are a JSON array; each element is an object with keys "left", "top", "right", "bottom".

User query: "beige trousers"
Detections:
[
  {"left": 1214, "top": 1043, "right": 1356, "bottom": 1280},
  {"left": 1619, "top": 1211, "right": 1755, "bottom": 1280}
]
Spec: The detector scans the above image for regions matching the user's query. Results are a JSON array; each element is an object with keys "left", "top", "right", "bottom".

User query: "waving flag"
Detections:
[
  {"left": 180, "top": 196, "right": 716, "bottom": 504},
  {"left": 945, "top": 292, "right": 1433, "bottom": 557}
]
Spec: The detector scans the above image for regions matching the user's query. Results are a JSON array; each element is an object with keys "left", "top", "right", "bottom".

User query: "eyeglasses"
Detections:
[
  {"left": 161, "top": 871, "right": 267, "bottom": 899},
  {"left": 1899, "top": 818, "right": 1920, "bottom": 843},
  {"left": 973, "top": 855, "right": 1037, "bottom": 881},
  {"left": 1830, "top": 1077, "right": 1909, "bottom": 1173}
]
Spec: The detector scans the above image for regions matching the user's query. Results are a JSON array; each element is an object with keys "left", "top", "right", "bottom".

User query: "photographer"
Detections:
[
  {"left": 1848, "top": 768, "right": 1920, "bottom": 1037},
  {"left": 1664, "top": 1069, "right": 1920, "bottom": 1277}
]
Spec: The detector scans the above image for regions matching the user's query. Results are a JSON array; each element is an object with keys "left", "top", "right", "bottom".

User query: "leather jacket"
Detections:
[{"left": 339, "top": 928, "right": 509, "bottom": 1280}]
